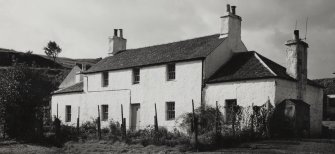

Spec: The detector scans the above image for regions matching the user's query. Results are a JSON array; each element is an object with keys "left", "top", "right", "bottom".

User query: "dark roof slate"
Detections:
[
  {"left": 207, "top": 51, "right": 280, "bottom": 82},
  {"left": 84, "top": 34, "right": 224, "bottom": 73},
  {"left": 313, "top": 78, "right": 335, "bottom": 94},
  {"left": 207, "top": 51, "right": 322, "bottom": 88},
  {"left": 53, "top": 82, "right": 83, "bottom": 95}
]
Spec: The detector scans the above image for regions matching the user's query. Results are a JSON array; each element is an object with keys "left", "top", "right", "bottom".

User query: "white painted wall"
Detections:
[
  {"left": 204, "top": 39, "right": 247, "bottom": 79},
  {"left": 51, "top": 92, "right": 83, "bottom": 126},
  {"left": 205, "top": 78, "right": 323, "bottom": 137},
  {"left": 52, "top": 60, "right": 203, "bottom": 130},
  {"left": 59, "top": 66, "right": 81, "bottom": 89},
  {"left": 274, "top": 79, "right": 323, "bottom": 137},
  {"left": 204, "top": 79, "right": 276, "bottom": 116}
]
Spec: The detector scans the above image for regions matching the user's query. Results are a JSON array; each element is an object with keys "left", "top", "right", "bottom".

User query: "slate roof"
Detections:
[
  {"left": 84, "top": 34, "right": 224, "bottom": 74},
  {"left": 207, "top": 51, "right": 322, "bottom": 88},
  {"left": 53, "top": 82, "right": 83, "bottom": 95},
  {"left": 313, "top": 78, "right": 335, "bottom": 95}
]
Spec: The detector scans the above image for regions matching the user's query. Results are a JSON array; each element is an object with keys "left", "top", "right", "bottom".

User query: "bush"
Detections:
[
  {"left": 109, "top": 119, "right": 121, "bottom": 137},
  {"left": 80, "top": 120, "right": 97, "bottom": 140},
  {"left": 127, "top": 126, "right": 189, "bottom": 147},
  {"left": 179, "top": 105, "right": 224, "bottom": 135}
]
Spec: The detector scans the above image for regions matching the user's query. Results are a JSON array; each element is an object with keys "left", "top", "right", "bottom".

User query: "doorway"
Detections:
[{"left": 131, "top": 104, "right": 141, "bottom": 130}]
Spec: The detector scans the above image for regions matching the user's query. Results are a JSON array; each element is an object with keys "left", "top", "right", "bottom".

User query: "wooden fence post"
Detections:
[
  {"left": 154, "top": 103, "right": 158, "bottom": 132},
  {"left": 56, "top": 103, "right": 58, "bottom": 119},
  {"left": 192, "top": 100, "right": 198, "bottom": 152},
  {"left": 77, "top": 106, "right": 80, "bottom": 136},
  {"left": 123, "top": 118, "right": 127, "bottom": 139},
  {"left": 232, "top": 106, "right": 235, "bottom": 137},
  {"left": 215, "top": 101, "right": 219, "bottom": 133},
  {"left": 121, "top": 104, "right": 124, "bottom": 138},
  {"left": 121, "top": 104, "right": 127, "bottom": 140},
  {"left": 215, "top": 101, "right": 220, "bottom": 148},
  {"left": 97, "top": 105, "right": 101, "bottom": 140},
  {"left": 251, "top": 103, "right": 254, "bottom": 139}
]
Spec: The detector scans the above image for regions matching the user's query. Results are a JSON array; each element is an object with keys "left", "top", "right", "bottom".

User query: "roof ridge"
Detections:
[
  {"left": 254, "top": 52, "right": 286, "bottom": 70},
  {"left": 254, "top": 52, "right": 277, "bottom": 76},
  {"left": 124, "top": 34, "right": 220, "bottom": 52}
]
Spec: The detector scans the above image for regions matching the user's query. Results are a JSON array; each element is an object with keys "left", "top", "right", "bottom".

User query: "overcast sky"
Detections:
[{"left": 0, "top": 0, "right": 334, "bottom": 79}]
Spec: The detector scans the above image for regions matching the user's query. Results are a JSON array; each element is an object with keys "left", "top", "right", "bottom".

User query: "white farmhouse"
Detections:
[{"left": 51, "top": 5, "right": 323, "bottom": 137}]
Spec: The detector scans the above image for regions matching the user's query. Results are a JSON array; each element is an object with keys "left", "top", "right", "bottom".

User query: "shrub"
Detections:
[
  {"left": 179, "top": 105, "right": 224, "bottom": 135},
  {"left": 109, "top": 119, "right": 121, "bottom": 136},
  {"left": 127, "top": 126, "right": 189, "bottom": 147},
  {"left": 80, "top": 120, "right": 97, "bottom": 140}
]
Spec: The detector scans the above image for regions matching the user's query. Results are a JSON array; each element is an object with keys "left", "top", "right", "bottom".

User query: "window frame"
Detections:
[
  {"left": 166, "top": 101, "right": 175, "bottom": 120},
  {"left": 101, "top": 105, "right": 109, "bottom": 121},
  {"left": 167, "top": 63, "right": 176, "bottom": 81},
  {"left": 225, "top": 99, "right": 237, "bottom": 124},
  {"left": 65, "top": 105, "right": 71, "bottom": 122},
  {"left": 132, "top": 68, "right": 140, "bottom": 84},
  {"left": 102, "top": 71, "right": 109, "bottom": 87}
]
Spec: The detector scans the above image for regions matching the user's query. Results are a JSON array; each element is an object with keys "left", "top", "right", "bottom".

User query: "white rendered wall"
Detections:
[
  {"left": 205, "top": 78, "right": 323, "bottom": 137},
  {"left": 204, "top": 79, "right": 276, "bottom": 115},
  {"left": 204, "top": 38, "right": 247, "bottom": 80},
  {"left": 59, "top": 66, "right": 81, "bottom": 89},
  {"left": 52, "top": 60, "right": 203, "bottom": 130},
  {"left": 51, "top": 93, "right": 83, "bottom": 126}
]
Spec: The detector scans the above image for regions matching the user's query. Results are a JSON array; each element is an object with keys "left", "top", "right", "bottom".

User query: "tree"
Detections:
[
  {"left": 44, "top": 41, "right": 62, "bottom": 62},
  {"left": 0, "top": 63, "right": 61, "bottom": 140}
]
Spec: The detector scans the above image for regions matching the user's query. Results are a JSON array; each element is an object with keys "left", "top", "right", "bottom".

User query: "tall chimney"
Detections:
[
  {"left": 108, "top": 29, "right": 127, "bottom": 56},
  {"left": 220, "top": 5, "right": 241, "bottom": 39},
  {"left": 285, "top": 30, "right": 309, "bottom": 100}
]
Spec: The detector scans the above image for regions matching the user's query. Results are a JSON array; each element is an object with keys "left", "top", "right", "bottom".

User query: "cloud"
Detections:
[{"left": 0, "top": 0, "right": 333, "bottom": 78}]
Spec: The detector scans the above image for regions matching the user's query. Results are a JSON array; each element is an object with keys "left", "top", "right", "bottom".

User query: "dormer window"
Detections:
[
  {"left": 133, "top": 68, "right": 140, "bottom": 84},
  {"left": 167, "top": 63, "right": 175, "bottom": 80},
  {"left": 102, "top": 71, "right": 109, "bottom": 87}
]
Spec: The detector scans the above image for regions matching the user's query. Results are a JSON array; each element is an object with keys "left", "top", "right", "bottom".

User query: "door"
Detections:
[{"left": 131, "top": 104, "right": 141, "bottom": 130}]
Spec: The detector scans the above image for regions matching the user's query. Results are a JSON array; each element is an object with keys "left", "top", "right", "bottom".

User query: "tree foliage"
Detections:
[
  {"left": 44, "top": 41, "right": 62, "bottom": 62},
  {"left": 0, "top": 63, "right": 61, "bottom": 139}
]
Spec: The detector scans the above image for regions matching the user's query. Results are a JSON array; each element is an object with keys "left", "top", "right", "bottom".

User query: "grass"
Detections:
[{"left": 1, "top": 139, "right": 335, "bottom": 153}]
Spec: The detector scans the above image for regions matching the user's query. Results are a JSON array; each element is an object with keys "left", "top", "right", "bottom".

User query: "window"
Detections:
[
  {"left": 101, "top": 105, "right": 108, "bottom": 121},
  {"left": 166, "top": 102, "right": 175, "bottom": 120},
  {"left": 102, "top": 72, "right": 109, "bottom": 87},
  {"left": 133, "top": 68, "right": 140, "bottom": 84},
  {"left": 329, "top": 98, "right": 335, "bottom": 107},
  {"left": 65, "top": 105, "right": 71, "bottom": 122},
  {"left": 225, "top": 99, "right": 237, "bottom": 123},
  {"left": 167, "top": 63, "right": 175, "bottom": 80}
]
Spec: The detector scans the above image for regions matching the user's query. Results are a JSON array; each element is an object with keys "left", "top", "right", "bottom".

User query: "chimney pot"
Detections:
[
  {"left": 114, "top": 29, "right": 118, "bottom": 37},
  {"left": 227, "top": 4, "right": 231, "bottom": 12},
  {"left": 232, "top": 6, "right": 236, "bottom": 15},
  {"left": 294, "top": 30, "right": 299, "bottom": 40},
  {"left": 119, "top": 29, "right": 123, "bottom": 38}
]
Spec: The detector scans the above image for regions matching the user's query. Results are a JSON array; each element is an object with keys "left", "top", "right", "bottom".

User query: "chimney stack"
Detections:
[
  {"left": 220, "top": 5, "right": 241, "bottom": 39},
  {"left": 231, "top": 6, "right": 236, "bottom": 15},
  {"left": 285, "top": 30, "right": 309, "bottom": 100},
  {"left": 108, "top": 29, "right": 127, "bottom": 56}
]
